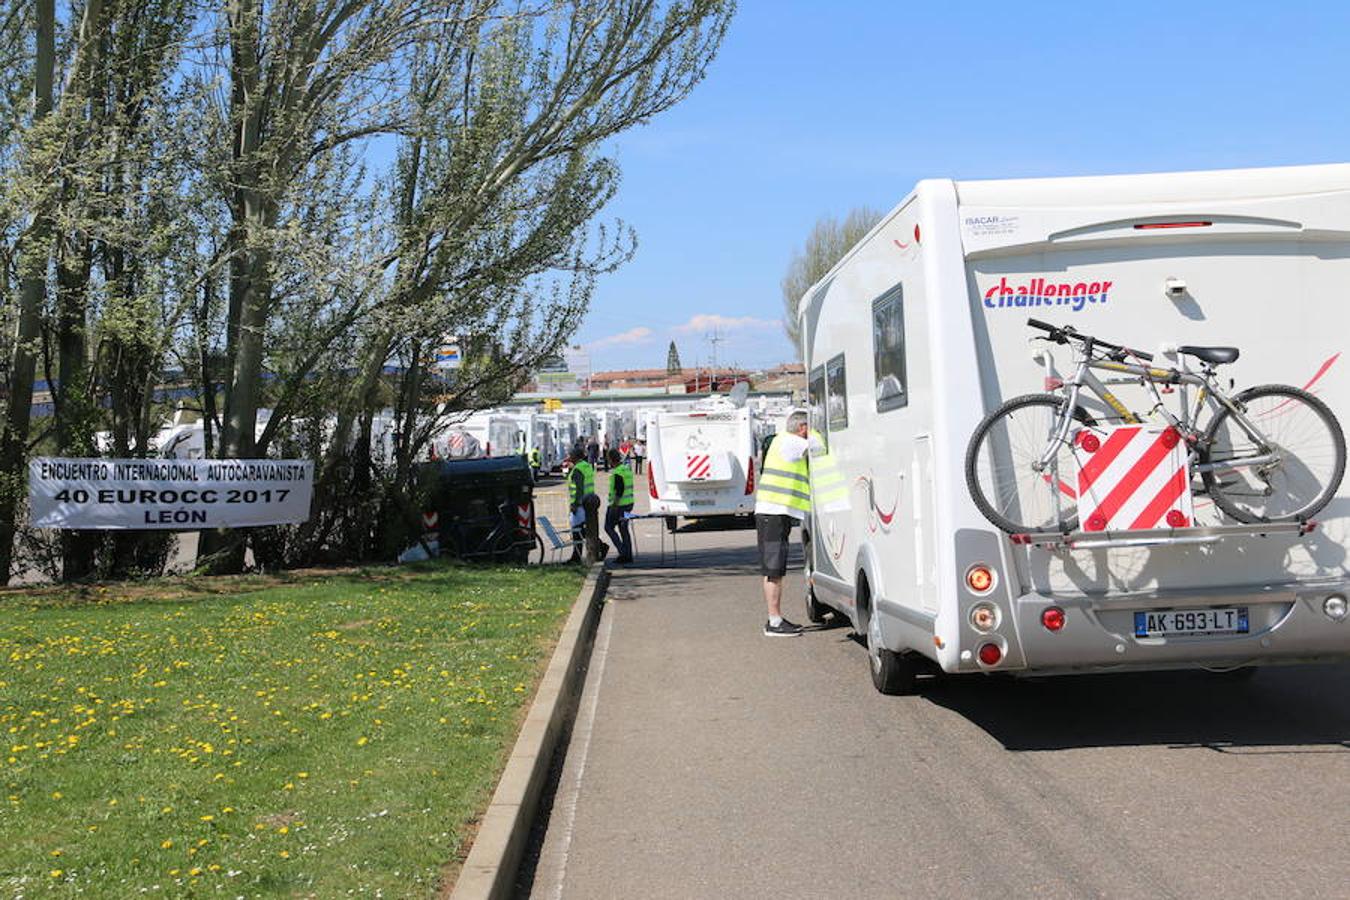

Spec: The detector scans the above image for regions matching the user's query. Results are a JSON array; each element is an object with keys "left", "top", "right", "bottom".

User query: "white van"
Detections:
[
  {"left": 646, "top": 394, "right": 758, "bottom": 528},
  {"left": 799, "top": 163, "right": 1350, "bottom": 694}
]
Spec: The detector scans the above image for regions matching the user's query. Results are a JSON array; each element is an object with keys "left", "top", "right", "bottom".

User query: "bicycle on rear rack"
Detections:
[{"left": 964, "top": 317, "right": 1346, "bottom": 535}]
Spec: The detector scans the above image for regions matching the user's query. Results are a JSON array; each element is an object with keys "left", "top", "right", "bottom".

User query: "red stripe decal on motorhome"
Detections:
[{"left": 1043, "top": 474, "right": 1078, "bottom": 500}]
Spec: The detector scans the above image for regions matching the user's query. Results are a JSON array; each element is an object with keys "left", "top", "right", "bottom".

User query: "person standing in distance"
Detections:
[
  {"left": 604, "top": 448, "right": 635, "bottom": 563},
  {"left": 754, "top": 410, "right": 821, "bottom": 637}
]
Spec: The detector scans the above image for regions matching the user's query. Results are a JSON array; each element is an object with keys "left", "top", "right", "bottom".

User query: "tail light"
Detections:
[
  {"left": 648, "top": 470, "right": 659, "bottom": 500},
  {"left": 978, "top": 643, "right": 1003, "bottom": 666},
  {"left": 744, "top": 457, "right": 755, "bottom": 495},
  {"left": 965, "top": 564, "right": 995, "bottom": 595}
]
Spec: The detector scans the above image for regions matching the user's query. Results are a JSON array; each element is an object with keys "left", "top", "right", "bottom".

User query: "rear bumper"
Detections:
[
  {"left": 1011, "top": 581, "right": 1350, "bottom": 672},
  {"left": 649, "top": 494, "right": 755, "bottom": 517}
]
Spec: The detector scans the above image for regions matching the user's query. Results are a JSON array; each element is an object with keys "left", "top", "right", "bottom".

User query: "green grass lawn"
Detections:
[{"left": 0, "top": 562, "right": 585, "bottom": 897}]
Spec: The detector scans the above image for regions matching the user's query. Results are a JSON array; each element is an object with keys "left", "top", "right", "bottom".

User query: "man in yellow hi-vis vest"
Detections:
[{"left": 754, "top": 410, "right": 822, "bottom": 637}]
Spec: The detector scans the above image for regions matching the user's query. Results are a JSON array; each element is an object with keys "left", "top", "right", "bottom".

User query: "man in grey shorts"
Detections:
[{"left": 754, "top": 410, "right": 820, "bottom": 637}]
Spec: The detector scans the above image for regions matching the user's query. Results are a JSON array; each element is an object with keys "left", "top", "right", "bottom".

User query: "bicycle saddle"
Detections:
[{"left": 1178, "top": 345, "right": 1239, "bottom": 365}]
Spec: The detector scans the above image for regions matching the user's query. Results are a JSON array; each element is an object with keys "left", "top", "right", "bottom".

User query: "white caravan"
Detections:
[
  {"left": 799, "top": 163, "right": 1350, "bottom": 693},
  {"left": 646, "top": 390, "right": 758, "bottom": 527}
]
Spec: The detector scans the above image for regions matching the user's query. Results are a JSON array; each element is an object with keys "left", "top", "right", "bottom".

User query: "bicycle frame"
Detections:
[{"left": 1034, "top": 350, "right": 1281, "bottom": 478}]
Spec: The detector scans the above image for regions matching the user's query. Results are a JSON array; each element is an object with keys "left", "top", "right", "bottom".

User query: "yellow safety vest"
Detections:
[
  {"left": 809, "top": 429, "right": 848, "bottom": 513},
  {"left": 569, "top": 460, "right": 596, "bottom": 505},
  {"left": 757, "top": 434, "right": 811, "bottom": 513},
  {"left": 609, "top": 463, "right": 635, "bottom": 506}
]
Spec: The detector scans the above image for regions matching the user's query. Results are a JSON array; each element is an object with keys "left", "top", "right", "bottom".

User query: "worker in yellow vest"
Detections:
[
  {"left": 754, "top": 410, "right": 821, "bottom": 637},
  {"left": 567, "top": 445, "right": 606, "bottom": 563},
  {"left": 604, "top": 448, "right": 635, "bottom": 563}
]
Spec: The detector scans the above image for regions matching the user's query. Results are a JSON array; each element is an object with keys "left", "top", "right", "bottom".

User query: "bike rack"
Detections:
[{"left": 1009, "top": 520, "right": 1317, "bottom": 551}]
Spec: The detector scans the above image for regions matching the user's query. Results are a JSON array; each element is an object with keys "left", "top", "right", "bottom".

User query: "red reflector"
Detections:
[
  {"left": 1165, "top": 509, "right": 1189, "bottom": 528},
  {"left": 1044, "top": 376, "right": 1064, "bottom": 391},
  {"left": 1041, "top": 607, "right": 1066, "bottom": 632},
  {"left": 1161, "top": 427, "right": 1180, "bottom": 449},
  {"left": 913, "top": 223, "right": 921, "bottom": 243},
  {"left": 744, "top": 457, "right": 755, "bottom": 495},
  {"left": 978, "top": 643, "right": 1002, "bottom": 666},
  {"left": 648, "top": 471, "right": 659, "bottom": 500},
  {"left": 1086, "top": 513, "right": 1107, "bottom": 532},
  {"left": 1076, "top": 432, "right": 1100, "bottom": 453},
  {"left": 1133, "top": 221, "right": 1212, "bottom": 230}
]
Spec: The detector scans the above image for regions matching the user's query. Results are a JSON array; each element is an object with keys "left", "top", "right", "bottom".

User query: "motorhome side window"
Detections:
[
  {"left": 826, "top": 354, "right": 848, "bottom": 430},
  {"left": 872, "top": 286, "right": 907, "bottom": 412},
  {"left": 808, "top": 366, "right": 827, "bottom": 442}
]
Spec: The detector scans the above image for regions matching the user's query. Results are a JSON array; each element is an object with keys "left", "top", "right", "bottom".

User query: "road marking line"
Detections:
[{"left": 547, "top": 599, "right": 614, "bottom": 900}]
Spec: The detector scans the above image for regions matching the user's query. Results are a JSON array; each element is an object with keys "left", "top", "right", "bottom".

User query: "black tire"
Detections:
[
  {"left": 859, "top": 577, "right": 919, "bottom": 695},
  {"left": 804, "top": 585, "right": 830, "bottom": 624},
  {"left": 965, "top": 394, "right": 1094, "bottom": 534},
  {"left": 800, "top": 531, "right": 828, "bottom": 623},
  {"left": 1201, "top": 384, "right": 1346, "bottom": 524}
]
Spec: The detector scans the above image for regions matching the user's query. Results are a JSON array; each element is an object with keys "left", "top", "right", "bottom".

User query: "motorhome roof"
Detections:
[
  {"left": 954, "top": 162, "right": 1350, "bottom": 208},
  {"left": 795, "top": 162, "right": 1350, "bottom": 321}
]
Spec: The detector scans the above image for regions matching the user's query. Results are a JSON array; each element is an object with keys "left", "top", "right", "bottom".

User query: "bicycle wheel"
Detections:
[
  {"left": 1201, "top": 384, "right": 1345, "bottom": 523},
  {"left": 965, "top": 394, "right": 1093, "bottom": 534}
]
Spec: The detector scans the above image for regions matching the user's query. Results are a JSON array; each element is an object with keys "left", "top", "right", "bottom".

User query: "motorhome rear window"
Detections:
[
  {"left": 808, "top": 365, "right": 827, "bottom": 442},
  {"left": 826, "top": 354, "right": 848, "bottom": 430},
  {"left": 872, "top": 286, "right": 907, "bottom": 412}
]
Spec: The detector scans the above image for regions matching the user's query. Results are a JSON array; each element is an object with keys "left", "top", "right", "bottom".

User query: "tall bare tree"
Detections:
[{"left": 780, "top": 206, "right": 883, "bottom": 357}]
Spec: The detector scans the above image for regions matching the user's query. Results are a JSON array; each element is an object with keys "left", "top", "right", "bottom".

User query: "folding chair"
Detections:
[{"left": 536, "top": 515, "right": 573, "bottom": 563}]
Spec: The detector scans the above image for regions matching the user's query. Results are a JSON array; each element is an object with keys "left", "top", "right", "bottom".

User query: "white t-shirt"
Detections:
[{"left": 754, "top": 431, "right": 821, "bottom": 521}]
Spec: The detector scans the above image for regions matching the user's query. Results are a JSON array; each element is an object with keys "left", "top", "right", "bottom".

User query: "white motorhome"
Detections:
[
  {"left": 646, "top": 391, "right": 759, "bottom": 528},
  {"left": 799, "top": 163, "right": 1350, "bottom": 694},
  {"left": 446, "top": 413, "right": 521, "bottom": 459}
]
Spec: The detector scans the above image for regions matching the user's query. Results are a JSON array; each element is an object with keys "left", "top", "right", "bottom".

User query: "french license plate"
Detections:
[
  {"left": 1134, "top": 607, "right": 1249, "bottom": 638},
  {"left": 688, "top": 498, "right": 715, "bottom": 507}
]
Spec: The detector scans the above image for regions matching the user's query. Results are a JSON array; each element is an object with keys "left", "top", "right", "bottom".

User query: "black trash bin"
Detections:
[{"left": 417, "top": 456, "right": 540, "bottom": 563}]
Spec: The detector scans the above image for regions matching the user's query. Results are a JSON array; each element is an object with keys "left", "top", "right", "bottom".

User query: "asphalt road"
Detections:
[{"left": 518, "top": 521, "right": 1350, "bottom": 900}]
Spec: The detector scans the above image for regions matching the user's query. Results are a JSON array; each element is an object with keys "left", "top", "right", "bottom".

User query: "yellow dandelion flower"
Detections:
[
  {"left": 278, "top": 850, "right": 290, "bottom": 859},
  {"left": 161, "top": 839, "right": 173, "bottom": 849},
  {"left": 49, "top": 870, "right": 62, "bottom": 878},
  {"left": 356, "top": 736, "right": 368, "bottom": 746},
  {"left": 276, "top": 826, "right": 288, "bottom": 834},
  {"left": 51, "top": 791, "right": 62, "bottom": 800},
  {"left": 49, "top": 849, "right": 62, "bottom": 857},
  {"left": 199, "top": 815, "right": 213, "bottom": 822}
]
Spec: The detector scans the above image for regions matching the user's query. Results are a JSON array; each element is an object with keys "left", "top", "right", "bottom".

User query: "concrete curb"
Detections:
[{"left": 448, "top": 564, "right": 610, "bottom": 900}]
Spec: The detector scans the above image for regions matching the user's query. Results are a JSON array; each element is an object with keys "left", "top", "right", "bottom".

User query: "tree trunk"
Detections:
[{"left": 0, "top": 0, "right": 56, "bottom": 585}]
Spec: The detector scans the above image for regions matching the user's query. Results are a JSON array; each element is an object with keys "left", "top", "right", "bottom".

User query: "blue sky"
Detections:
[{"left": 573, "top": 0, "right": 1350, "bottom": 373}]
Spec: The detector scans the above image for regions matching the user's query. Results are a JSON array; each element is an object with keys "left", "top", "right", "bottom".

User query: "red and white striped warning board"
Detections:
[
  {"left": 686, "top": 454, "right": 712, "bottom": 480},
  {"left": 422, "top": 510, "right": 439, "bottom": 531},
  {"left": 1071, "top": 425, "right": 1193, "bottom": 531},
  {"left": 516, "top": 502, "right": 532, "bottom": 530}
]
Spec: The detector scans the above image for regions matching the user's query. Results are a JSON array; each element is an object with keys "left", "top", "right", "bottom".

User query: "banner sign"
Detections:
[{"left": 28, "top": 458, "right": 314, "bottom": 530}]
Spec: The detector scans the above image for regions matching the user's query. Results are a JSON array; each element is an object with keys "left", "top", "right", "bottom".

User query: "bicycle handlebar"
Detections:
[{"left": 1026, "top": 318, "right": 1153, "bottom": 362}]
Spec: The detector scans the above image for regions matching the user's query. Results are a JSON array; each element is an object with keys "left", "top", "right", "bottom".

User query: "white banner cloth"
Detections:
[{"left": 28, "top": 457, "right": 314, "bottom": 530}]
